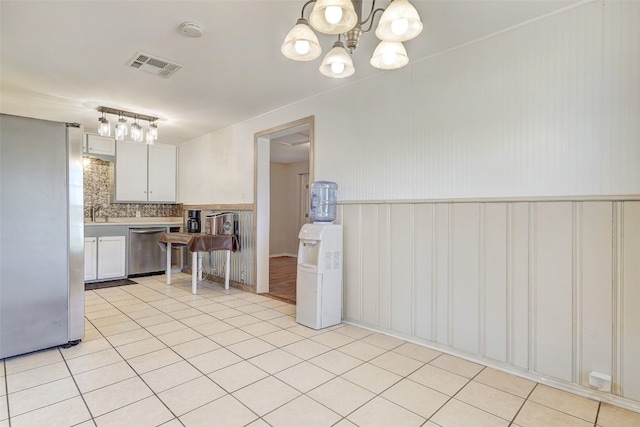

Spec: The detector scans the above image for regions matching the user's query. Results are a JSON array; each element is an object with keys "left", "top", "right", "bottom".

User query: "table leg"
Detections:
[
  {"left": 198, "top": 253, "right": 203, "bottom": 281},
  {"left": 166, "top": 242, "right": 172, "bottom": 285},
  {"left": 191, "top": 251, "right": 198, "bottom": 295},
  {"left": 225, "top": 250, "right": 231, "bottom": 290}
]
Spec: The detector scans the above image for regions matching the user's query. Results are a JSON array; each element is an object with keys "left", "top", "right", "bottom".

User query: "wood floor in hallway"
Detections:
[{"left": 269, "top": 256, "right": 297, "bottom": 303}]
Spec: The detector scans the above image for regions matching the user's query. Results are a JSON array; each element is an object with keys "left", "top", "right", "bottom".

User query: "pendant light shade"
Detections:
[
  {"left": 370, "top": 41, "right": 409, "bottom": 70},
  {"left": 375, "top": 0, "right": 423, "bottom": 42},
  {"left": 281, "top": 18, "right": 322, "bottom": 61},
  {"left": 309, "top": 0, "right": 358, "bottom": 35},
  {"left": 148, "top": 121, "right": 158, "bottom": 140},
  {"left": 115, "top": 116, "right": 128, "bottom": 141},
  {"left": 130, "top": 121, "right": 143, "bottom": 142},
  {"left": 98, "top": 115, "right": 110, "bottom": 137},
  {"left": 319, "top": 40, "right": 355, "bottom": 78},
  {"left": 145, "top": 129, "right": 155, "bottom": 145}
]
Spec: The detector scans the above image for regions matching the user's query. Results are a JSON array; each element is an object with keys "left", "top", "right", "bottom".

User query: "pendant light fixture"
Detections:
[
  {"left": 369, "top": 40, "right": 408, "bottom": 69},
  {"left": 309, "top": 0, "right": 358, "bottom": 35},
  {"left": 98, "top": 112, "right": 110, "bottom": 137},
  {"left": 130, "top": 118, "right": 143, "bottom": 142},
  {"left": 148, "top": 121, "right": 158, "bottom": 141},
  {"left": 319, "top": 38, "right": 355, "bottom": 78},
  {"left": 145, "top": 128, "right": 155, "bottom": 145},
  {"left": 115, "top": 115, "right": 128, "bottom": 141},
  {"left": 375, "top": 0, "right": 422, "bottom": 42},
  {"left": 282, "top": 0, "right": 423, "bottom": 78},
  {"left": 281, "top": 18, "right": 322, "bottom": 61},
  {"left": 96, "top": 107, "right": 160, "bottom": 142}
]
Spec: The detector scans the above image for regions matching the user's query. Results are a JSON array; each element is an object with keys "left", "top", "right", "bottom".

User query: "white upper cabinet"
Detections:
[
  {"left": 148, "top": 144, "right": 177, "bottom": 202},
  {"left": 115, "top": 140, "right": 148, "bottom": 201},
  {"left": 86, "top": 134, "right": 116, "bottom": 156},
  {"left": 115, "top": 140, "right": 176, "bottom": 203}
]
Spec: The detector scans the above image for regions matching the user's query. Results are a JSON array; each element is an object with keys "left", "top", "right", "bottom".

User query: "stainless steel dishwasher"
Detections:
[{"left": 128, "top": 227, "right": 167, "bottom": 276}]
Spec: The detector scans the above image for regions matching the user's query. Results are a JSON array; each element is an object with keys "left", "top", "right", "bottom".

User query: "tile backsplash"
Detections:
[{"left": 83, "top": 156, "right": 183, "bottom": 218}]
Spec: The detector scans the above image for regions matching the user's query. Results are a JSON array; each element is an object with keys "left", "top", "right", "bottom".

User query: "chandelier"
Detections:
[
  {"left": 96, "top": 106, "right": 159, "bottom": 144},
  {"left": 281, "top": 0, "right": 423, "bottom": 78}
]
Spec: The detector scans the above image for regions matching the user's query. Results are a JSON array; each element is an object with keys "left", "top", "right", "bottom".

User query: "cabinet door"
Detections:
[
  {"left": 84, "top": 237, "right": 97, "bottom": 281},
  {"left": 97, "top": 236, "right": 126, "bottom": 279},
  {"left": 115, "top": 140, "right": 148, "bottom": 202},
  {"left": 148, "top": 143, "right": 176, "bottom": 202},
  {"left": 87, "top": 134, "right": 116, "bottom": 156}
]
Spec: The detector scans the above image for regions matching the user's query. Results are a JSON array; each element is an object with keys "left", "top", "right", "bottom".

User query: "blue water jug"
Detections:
[{"left": 310, "top": 181, "right": 337, "bottom": 223}]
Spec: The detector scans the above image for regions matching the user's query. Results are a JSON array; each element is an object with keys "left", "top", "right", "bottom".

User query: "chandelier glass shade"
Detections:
[
  {"left": 281, "top": 18, "right": 322, "bottom": 61},
  {"left": 115, "top": 116, "right": 128, "bottom": 141},
  {"left": 369, "top": 40, "right": 408, "bottom": 69},
  {"left": 98, "top": 113, "right": 110, "bottom": 137},
  {"left": 319, "top": 40, "right": 355, "bottom": 78},
  {"left": 309, "top": 0, "right": 358, "bottom": 35},
  {"left": 375, "top": 0, "right": 422, "bottom": 42},
  {"left": 130, "top": 120, "right": 143, "bottom": 142},
  {"left": 148, "top": 122, "right": 158, "bottom": 141},
  {"left": 282, "top": 0, "right": 423, "bottom": 78},
  {"left": 97, "top": 106, "right": 159, "bottom": 144}
]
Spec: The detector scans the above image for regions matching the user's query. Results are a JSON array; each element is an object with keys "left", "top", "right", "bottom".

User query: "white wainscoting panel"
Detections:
[
  {"left": 414, "top": 204, "right": 435, "bottom": 342},
  {"left": 342, "top": 204, "right": 362, "bottom": 323},
  {"left": 483, "top": 203, "right": 508, "bottom": 363},
  {"left": 341, "top": 199, "right": 640, "bottom": 406},
  {"left": 578, "top": 202, "right": 613, "bottom": 389},
  {"left": 450, "top": 203, "right": 481, "bottom": 354},
  {"left": 390, "top": 204, "right": 414, "bottom": 335},
  {"left": 508, "top": 202, "right": 530, "bottom": 370},
  {"left": 435, "top": 204, "right": 450, "bottom": 345},
  {"left": 531, "top": 202, "right": 574, "bottom": 382},
  {"left": 621, "top": 202, "right": 640, "bottom": 401},
  {"left": 361, "top": 204, "right": 380, "bottom": 326}
]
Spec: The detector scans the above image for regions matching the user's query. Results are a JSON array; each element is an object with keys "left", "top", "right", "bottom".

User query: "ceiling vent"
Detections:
[{"left": 126, "top": 52, "right": 182, "bottom": 79}]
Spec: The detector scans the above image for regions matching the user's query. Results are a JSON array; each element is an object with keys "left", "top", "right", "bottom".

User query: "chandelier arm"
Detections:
[
  {"left": 300, "top": 0, "right": 317, "bottom": 18},
  {"left": 361, "top": 7, "right": 386, "bottom": 33}
]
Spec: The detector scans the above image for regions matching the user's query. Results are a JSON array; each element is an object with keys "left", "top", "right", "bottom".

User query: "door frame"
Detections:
[{"left": 253, "top": 116, "right": 314, "bottom": 293}]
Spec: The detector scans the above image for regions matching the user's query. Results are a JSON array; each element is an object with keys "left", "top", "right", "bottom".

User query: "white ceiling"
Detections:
[{"left": 0, "top": 0, "right": 578, "bottom": 147}]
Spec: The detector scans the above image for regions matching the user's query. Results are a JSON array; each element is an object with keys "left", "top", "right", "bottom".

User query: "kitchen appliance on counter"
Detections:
[
  {"left": 187, "top": 209, "right": 201, "bottom": 233},
  {"left": 205, "top": 212, "right": 235, "bottom": 235},
  {"left": 0, "top": 114, "right": 85, "bottom": 358}
]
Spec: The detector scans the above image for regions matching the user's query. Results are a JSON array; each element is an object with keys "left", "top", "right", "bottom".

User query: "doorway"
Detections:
[{"left": 254, "top": 116, "right": 313, "bottom": 299}]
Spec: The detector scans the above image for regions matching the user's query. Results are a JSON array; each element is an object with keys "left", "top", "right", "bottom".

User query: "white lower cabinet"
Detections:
[
  {"left": 84, "top": 237, "right": 97, "bottom": 281},
  {"left": 85, "top": 236, "right": 126, "bottom": 281},
  {"left": 97, "top": 236, "right": 126, "bottom": 279}
]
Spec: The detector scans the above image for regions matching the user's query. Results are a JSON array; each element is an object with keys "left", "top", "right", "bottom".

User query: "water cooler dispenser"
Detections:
[{"left": 296, "top": 181, "right": 343, "bottom": 329}]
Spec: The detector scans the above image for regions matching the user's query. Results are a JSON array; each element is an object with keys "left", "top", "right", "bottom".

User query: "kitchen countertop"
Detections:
[{"left": 84, "top": 217, "right": 183, "bottom": 227}]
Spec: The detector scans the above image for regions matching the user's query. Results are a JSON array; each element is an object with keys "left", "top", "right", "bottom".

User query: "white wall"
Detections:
[
  {"left": 177, "top": 0, "right": 640, "bottom": 408},
  {"left": 269, "top": 160, "right": 309, "bottom": 256}
]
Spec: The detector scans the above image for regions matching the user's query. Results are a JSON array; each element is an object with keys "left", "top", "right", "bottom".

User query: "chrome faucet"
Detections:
[{"left": 91, "top": 206, "right": 101, "bottom": 222}]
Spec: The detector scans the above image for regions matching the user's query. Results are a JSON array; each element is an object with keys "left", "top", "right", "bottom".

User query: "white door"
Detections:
[
  {"left": 148, "top": 143, "right": 176, "bottom": 202},
  {"left": 97, "top": 236, "right": 126, "bottom": 279},
  {"left": 84, "top": 237, "right": 97, "bottom": 281},
  {"left": 115, "top": 140, "right": 148, "bottom": 202}
]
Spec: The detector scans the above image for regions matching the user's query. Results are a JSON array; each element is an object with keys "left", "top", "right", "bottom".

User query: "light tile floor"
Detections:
[{"left": 1, "top": 273, "right": 640, "bottom": 427}]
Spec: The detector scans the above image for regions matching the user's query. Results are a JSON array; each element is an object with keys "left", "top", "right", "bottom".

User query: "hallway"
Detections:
[{"left": 268, "top": 256, "right": 297, "bottom": 303}]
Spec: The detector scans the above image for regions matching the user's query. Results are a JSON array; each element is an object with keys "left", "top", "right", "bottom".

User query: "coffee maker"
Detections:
[{"left": 187, "top": 210, "right": 201, "bottom": 233}]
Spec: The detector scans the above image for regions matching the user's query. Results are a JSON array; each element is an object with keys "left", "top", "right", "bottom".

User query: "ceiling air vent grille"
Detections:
[{"left": 126, "top": 52, "right": 182, "bottom": 79}]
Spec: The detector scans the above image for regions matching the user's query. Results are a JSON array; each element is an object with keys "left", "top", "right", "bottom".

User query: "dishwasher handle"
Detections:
[{"left": 129, "top": 228, "right": 167, "bottom": 234}]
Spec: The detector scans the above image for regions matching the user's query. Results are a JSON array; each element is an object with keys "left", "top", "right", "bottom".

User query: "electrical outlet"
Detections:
[
  {"left": 589, "top": 372, "right": 611, "bottom": 392},
  {"left": 240, "top": 270, "right": 245, "bottom": 283}
]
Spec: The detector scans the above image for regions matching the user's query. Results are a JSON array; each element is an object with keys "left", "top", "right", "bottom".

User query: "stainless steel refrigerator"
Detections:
[{"left": 0, "top": 114, "right": 84, "bottom": 359}]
